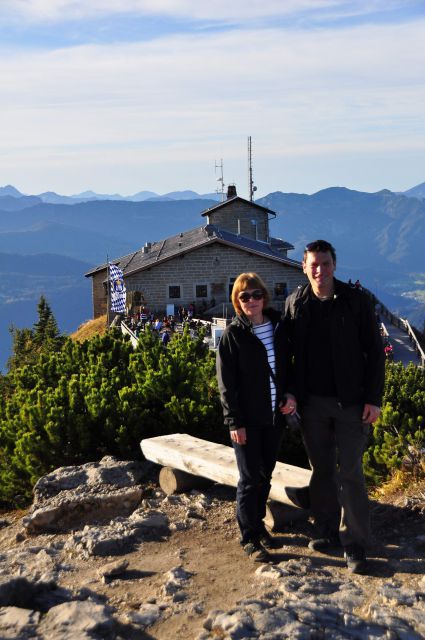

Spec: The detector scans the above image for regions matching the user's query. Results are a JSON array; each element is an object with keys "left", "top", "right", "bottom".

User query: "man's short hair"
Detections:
[{"left": 304, "top": 240, "right": 336, "bottom": 263}]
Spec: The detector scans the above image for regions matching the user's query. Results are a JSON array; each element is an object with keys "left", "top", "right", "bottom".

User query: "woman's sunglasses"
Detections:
[{"left": 238, "top": 290, "right": 264, "bottom": 303}]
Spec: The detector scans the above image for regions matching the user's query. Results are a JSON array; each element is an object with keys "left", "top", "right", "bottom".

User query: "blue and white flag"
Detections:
[{"left": 109, "top": 262, "right": 126, "bottom": 313}]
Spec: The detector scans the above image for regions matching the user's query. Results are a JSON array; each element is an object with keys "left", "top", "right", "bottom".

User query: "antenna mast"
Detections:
[
  {"left": 248, "top": 136, "right": 257, "bottom": 201},
  {"left": 215, "top": 159, "right": 225, "bottom": 201}
]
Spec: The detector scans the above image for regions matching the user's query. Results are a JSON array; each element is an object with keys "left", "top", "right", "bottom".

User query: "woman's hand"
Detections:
[
  {"left": 279, "top": 394, "right": 297, "bottom": 415},
  {"left": 230, "top": 427, "right": 247, "bottom": 445}
]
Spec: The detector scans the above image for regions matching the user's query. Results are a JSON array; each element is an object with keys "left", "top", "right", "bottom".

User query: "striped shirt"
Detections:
[{"left": 252, "top": 320, "right": 276, "bottom": 410}]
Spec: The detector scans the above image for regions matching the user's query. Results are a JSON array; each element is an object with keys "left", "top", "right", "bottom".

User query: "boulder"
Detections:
[
  {"left": 23, "top": 456, "right": 149, "bottom": 534},
  {"left": 39, "top": 601, "right": 116, "bottom": 639}
]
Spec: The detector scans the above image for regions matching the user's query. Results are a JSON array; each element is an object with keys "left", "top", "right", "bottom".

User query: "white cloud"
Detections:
[{"left": 0, "top": 15, "right": 424, "bottom": 194}]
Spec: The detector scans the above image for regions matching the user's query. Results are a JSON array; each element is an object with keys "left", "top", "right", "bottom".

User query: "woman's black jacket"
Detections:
[{"left": 216, "top": 308, "right": 294, "bottom": 431}]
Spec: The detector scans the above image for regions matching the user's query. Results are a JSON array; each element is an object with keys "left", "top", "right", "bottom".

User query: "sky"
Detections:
[{"left": 1, "top": 0, "right": 425, "bottom": 199}]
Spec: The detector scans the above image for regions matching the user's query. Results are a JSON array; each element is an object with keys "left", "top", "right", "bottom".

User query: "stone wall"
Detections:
[
  {"left": 204, "top": 200, "right": 269, "bottom": 242},
  {"left": 92, "top": 270, "right": 108, "bottom": 319},
  {"left": 122, "top": 243, "right": 304, "bottom": 314}
]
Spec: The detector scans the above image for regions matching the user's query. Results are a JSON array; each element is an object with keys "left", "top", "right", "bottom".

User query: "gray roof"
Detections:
[{"left": 85, "top": 224, "right": 300, "bottom": 278}]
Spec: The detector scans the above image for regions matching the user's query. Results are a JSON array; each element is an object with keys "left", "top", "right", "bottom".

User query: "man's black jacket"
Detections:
[
  {"left": 284, "top": 279, "right": 385, "bottom": 407},
  {"left": 216, "top": 308, "right": 294, "bottom": 430}
]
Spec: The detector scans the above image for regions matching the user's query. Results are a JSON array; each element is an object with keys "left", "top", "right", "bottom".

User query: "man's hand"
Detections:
[
  {"left": 362, "top": 404, "right": 381, "bottom": 424},
  {"left": 230, "top": 427, "right": 247, "bottom": 445}
]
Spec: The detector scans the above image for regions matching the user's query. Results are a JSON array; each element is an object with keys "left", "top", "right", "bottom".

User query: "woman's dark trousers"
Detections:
[{"left": 232, "top": 426, "right": 283, "bottom": 545}]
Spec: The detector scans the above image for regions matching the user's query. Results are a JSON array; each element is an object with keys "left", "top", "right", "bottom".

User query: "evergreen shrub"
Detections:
[
  {"left": 1, "top": 304, "right": 424, "bottom": 502},
  {"left": 0, "top": 325, "right": 222, "bottom": 502},
  {"left": 363, "top": 361, "right": 424, "bottom": 484}
]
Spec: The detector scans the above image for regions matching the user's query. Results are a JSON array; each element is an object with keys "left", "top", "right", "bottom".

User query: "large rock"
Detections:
[
  {"left": 39, "top": 601, "right": 116, "bottom": 639},
  {"left": 33, "top": 456, "right": 146, "bottom": 502},
  {"left": 0, "top": 607, "right": 40, "bottom": 639},
  {"left": 23, "top": 457, "right": 148, "bottom": 534}
]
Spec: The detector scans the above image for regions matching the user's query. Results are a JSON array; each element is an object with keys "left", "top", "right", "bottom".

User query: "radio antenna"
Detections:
[
  {"left": 248, "top": 136, "right": 257, "bottom": 201},
  {"left": 215, "top": 159, "right": 225, "bottom": 201}
]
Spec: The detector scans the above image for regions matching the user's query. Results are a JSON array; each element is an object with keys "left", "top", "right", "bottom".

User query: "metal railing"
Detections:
[
  {"left": 120, "top": 321, "right": 139, "bottom": 348},
  {"left": 364, "top": 288, "right": 424, "bottom": 367},
  {"left": 120, "top": 318, "right": 216, "bottom": 348},
  {"left": 400, "top": 319, "right": 425, "bottom": 367}
]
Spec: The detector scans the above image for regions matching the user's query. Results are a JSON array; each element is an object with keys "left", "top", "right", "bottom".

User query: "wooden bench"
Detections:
[{"left": 141, "top": 433, "right": 311, "bottom": 530}]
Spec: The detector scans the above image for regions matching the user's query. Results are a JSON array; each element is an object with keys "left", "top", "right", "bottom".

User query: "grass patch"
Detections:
[{"left": 71, "top": 315, "right": 107, "bottom": 342}]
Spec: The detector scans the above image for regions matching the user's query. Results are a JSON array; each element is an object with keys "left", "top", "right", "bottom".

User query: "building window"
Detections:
[
  {"left": 195, "top": 284, "right": 208, "bottom": 298},
  {"left": 229, "top": 277, "right": 237, "bottom": 301},
  {"left": 168, "top": 285, "right": 181, "bottom": 299},
  {"left": 274, "top": 282, "right": 288, "bottom": 298}
]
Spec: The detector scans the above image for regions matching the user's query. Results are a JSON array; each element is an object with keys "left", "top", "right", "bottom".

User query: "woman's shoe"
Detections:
[
  {"left": 243, "top": 541, "right": 273, "bottom": 563},
  {"left": 259, "top": 530, "right": 280, "bottom": 550}
]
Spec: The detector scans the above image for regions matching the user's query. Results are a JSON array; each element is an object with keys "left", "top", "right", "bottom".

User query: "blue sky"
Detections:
[{"left": 1, "top": 0, "right": 425, "bottom": 198}]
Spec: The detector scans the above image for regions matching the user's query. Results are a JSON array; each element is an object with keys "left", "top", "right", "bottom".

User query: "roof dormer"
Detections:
[{"left": 201, "top": 185, "right": 275, "bottom": 243}]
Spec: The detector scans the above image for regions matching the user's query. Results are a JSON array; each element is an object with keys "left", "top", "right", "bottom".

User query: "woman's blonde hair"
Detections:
[{"left": 231, "top": 272, "right": 270, "bottom": 315}]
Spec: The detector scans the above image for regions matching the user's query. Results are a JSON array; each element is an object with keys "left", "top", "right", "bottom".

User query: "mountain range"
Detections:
[
  {"left": 0, "top": 185, "right": 222, "bottom": 205},
  {"left": 0, "top": 182, "right": 424, "bottom": 371}
]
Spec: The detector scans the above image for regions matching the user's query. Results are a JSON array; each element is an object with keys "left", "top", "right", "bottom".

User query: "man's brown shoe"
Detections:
[{"left": 308, "top": 535, "right": 341, "bottom": 552}]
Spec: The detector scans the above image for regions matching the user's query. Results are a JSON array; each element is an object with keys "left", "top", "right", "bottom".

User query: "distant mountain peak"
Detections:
[
  {"left": 72, "top": 190, "right": 98, "bottom": 198},
  {"left": 163, "top": 190, "right": 200, "bottom": 199},
  {"left": 403, "top": 181, "right": 425, "bottom": 200},
  {"left": 128, "top": 190, "right": 159, "bottom": 201},
  {"left": 0, "top": 184, "right": 23, "bottom": 198}
]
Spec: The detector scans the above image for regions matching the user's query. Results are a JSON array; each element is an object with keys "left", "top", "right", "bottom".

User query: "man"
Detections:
[{"left": 284, "top": 240, "right": 385, "bottom": 574}]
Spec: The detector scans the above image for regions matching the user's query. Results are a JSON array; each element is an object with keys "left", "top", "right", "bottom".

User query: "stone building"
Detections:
[{"left": 85, "top": 186, "right": 305, "bottom": 319}]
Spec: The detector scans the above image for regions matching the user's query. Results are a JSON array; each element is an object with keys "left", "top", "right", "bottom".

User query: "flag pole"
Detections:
[{"left": 106, "top": 255, "right": 110, "bottom": 328}]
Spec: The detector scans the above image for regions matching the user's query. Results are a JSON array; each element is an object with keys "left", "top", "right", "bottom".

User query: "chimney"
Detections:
[
  {"left": 227, "top": 184, "right": 237, "bottom": 199},
  {"left": 142, "top": 241, "right": 151, "bottom": 254}
]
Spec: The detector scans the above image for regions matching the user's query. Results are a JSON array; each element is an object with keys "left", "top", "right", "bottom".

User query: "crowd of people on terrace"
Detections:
[{"left": 124, "top": 302, "right": 210, "bottom": 344}]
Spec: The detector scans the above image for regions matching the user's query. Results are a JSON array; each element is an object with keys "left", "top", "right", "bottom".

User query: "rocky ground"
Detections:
[{"left": 0, "top": 456, "right": 424, "bottom": 639}]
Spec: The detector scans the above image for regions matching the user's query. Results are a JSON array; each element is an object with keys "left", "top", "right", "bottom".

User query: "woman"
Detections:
[{"left": 216, "top": 272, "right": 296, "bottom": 563}]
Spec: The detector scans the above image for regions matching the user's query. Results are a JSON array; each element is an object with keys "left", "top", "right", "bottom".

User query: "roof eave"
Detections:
[
  {"left": 214, "top": 238, "right": 301, "bottom": 267},
  {"left": 85, "top": 232, "right": 301, "bottom": 279}
]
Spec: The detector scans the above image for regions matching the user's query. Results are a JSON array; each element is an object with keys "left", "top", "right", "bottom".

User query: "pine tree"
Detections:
[
  {"left": 7, "top": 327, "right": 34, "bottom": 371},
  {"left": 33, "top": 296, "right": 61, "bottom": 345},
  {"left": 7, "top": 296, "right": 64, "bottom": 371}
]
